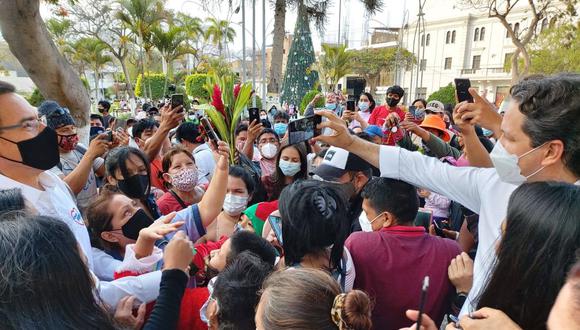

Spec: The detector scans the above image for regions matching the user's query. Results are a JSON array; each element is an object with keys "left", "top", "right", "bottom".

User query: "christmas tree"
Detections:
[{"left": 280, "top": 5, "right": 319, "bottom": 108}]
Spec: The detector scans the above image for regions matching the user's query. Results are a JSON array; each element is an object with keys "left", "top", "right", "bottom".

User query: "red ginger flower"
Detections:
[
  {"left": 211, "top": 84, "right": 225, "bottom": 117},
  {"left": 233, "top": 84, "right": 241, "bottom": 99}
]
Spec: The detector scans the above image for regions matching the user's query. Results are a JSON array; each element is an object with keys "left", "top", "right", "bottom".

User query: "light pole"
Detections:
[
  {"left": 252, "top": 0, "right": 256, "bottom": 107},
  {"left": 241, "top": 0, "right": 247, "bottom": 83}
]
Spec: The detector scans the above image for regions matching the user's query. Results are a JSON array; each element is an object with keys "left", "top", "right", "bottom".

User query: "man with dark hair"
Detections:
[
  {"left": 0, "top": 80, "right": 16, "bottom": 95},
  {"left": 38, "top": 100, "right": 109, "bottom": 213},
  {"left": 175, "top": 121, "right": 215, "bottom": 183},
  {"left": 315, "top": 73, "right": 580, "bottom": 317},
  {"left": 131, "top": 101, "right": 185, "bottom": 191},
  {"left": 272, "top": 111, "right": 290, "bottom": 137},
  {"left": 365, "top": 85, "right": 407, "bottom": 145},
  {"left": 97, "top": 100, "right": 112, "bottom": 129},
  {"left": 207, "top": 251, "right": 273, "bottom": 329},
  {"left": 313, "top": 146, "right": 374, "bottom": 232},
  {"left": 0, "top": 80, "right": 161, "bottom": 308},
  {"left": 346, "top": 177, "right": 461, "bottom": 329}
]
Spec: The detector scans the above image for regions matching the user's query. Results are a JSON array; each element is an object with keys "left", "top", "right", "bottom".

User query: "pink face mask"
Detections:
[{"left": 170, "top": 168, "right": 198, "bottom": 192}]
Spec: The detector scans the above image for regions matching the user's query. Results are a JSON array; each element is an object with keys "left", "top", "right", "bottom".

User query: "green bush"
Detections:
[
  {"left": 135, "top": 73, "right": 167, "bottom": 100},
  {"left": 427, "top": 83, "right": 456, "bottom": 105},
  {"left": 27, "top": 88, "right": 45, "bottom": 106},
  {"left": 300, "top": 90, "right": 324, "bottom": 114},
  {"left": 185, "top": 74, "right": 209, "bottom": 101}
]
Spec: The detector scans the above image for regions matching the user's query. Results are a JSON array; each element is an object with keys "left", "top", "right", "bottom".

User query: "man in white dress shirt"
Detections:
[
  {"left": 313, "top": 73, "right": 580, "bottom": 316},
  {"left": 0, "top": 81, "right": 160, "bottom": 309}
]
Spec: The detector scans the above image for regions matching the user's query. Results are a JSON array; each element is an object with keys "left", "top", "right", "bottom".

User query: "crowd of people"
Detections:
[{"left": 0, "top": 72, "right": 578, "bottom": 330}]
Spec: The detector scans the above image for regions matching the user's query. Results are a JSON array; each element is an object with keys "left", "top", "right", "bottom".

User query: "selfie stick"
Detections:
[{"left": 416, "top": 276, "right": 430, "bottom": 330}]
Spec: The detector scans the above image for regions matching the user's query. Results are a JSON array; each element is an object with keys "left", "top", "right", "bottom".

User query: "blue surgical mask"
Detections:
[
  {"left": 358, "top": 102, "right": 370, "bottom": 112},
  {"left": 325, "top": 103, "right": 337, "bottom": 111},
  {"left": 274, "top": 122, "right": 288, "bottom": 136},
  {"left": 279, "top": 159, "right": 301, "bottom": 177}
]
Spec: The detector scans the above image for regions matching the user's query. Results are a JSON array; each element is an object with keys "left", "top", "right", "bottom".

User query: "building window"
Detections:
[
  {"left": 451, "top": 30, "right": 456, "bottom": 43},
  {"left": 507, "top": 24, "right": 512, "bottom": 38},
  {"left": 426, "top": 34, "right": 430, "bottom": 46},
  {"left": 514, "top": 23, "right": 520, "bottom": 36},
  {"left": 472, "top": 55, "right": 481, "bottom": 70},
  {"left": 504, "top": 52, "right": 514, "bottom": 72},
  {"left": 444, "top": 57, "right": 452, "bottom": 70},
  {"left": 420, "top": 59, "right": 427, "bottom": 71},
  {"left": 416, "top": 87, "right": 427, "bottom": 99},
  {"left": 480, "top": 27, "right": 485, "bottom": 40},
  {"left": 446, "top": 31, "right": 450, "bottom": 44},
  {"left": 474, "top": 28, "right": 480, "bottom": 41},
  {"left": 421, "top": 34, "right": 425, "bottom": 46}
]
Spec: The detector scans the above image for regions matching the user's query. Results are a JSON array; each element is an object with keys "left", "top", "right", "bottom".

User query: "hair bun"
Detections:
[{"left": 343, "top": 290, "right": 373, "bottom": 330}]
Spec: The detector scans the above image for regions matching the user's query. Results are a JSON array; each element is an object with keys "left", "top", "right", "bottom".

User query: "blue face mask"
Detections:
[
  {"left": 325, "top": 103, "right": 337, "bottom": 111},
  {"left": 274, "top": 122, "right": 288, "bottom": 136}
]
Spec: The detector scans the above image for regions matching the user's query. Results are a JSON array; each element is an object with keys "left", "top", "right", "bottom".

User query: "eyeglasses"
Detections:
[{"left": 0, "top": 117, "right": 43, "bottom": 132}]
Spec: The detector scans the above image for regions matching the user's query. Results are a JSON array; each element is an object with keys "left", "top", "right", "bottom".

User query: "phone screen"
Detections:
[
  {"left": 408, "top": 105, "right": 417, "bottom": 118},
  {"left": 268, "top": 215, "right": 283, "bottom": 246},
  {"left": 200, "top": 117, "right": 220, "bottom": 146},
  {"left": 248, "top": 107, "right": 260, "bottom": 124},
  {"left": 454, "top": 78, "right": 474, "bottom": 103},
  {"left": 346, "top": 100, "right": 355, "bottom": 111},
  {"left": 432, "top": 219, "right": 449, "bottom": 237},
  {"left": 171, "top": 94, "right": 184, "bottom": 111},
  {"left": 287, "top": 115, "right": 322, "bottom": 145}
]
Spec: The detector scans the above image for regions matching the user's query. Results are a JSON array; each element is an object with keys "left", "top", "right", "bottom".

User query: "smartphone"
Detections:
[
  {"left": 268, "top": 215, "right": 283, "bottom": 246},
  {"left": 346, "top": 100, "right": 355, "bottom": 111},
  {"left": 107, "top": 130, "right": 113, "bottom": 142},
  {"left": 416, "top": 276, "right": 430, "bottom": 330},
  {"left": 455, "top": 78, "right": 474, "bottom": 103},
  {"left": 287, "top": 115, "right": 322, "bottom": 145},
  {"left": 200, "top": 117, "right": 220, "bottom": 147},
  {"left": 432, "top": 218, "right": 450, "bottom": 238},
  {"left": 408, "top": 105, "right": 417, "bottom": 118},
  {"left": 248, "top": 107, "right": 260, "bottom": 124},
  {"left": 171, "top": 94, "right": 184, "bottom": 112}
]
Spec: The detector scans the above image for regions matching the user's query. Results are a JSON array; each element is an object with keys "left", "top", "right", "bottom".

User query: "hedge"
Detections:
[{"left": 135, "top": 73, "right": 167, "bottom": 100}]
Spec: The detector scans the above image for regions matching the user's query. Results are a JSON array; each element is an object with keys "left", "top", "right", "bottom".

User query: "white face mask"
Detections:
[
  {"left": 279, "top": 159, "right": 301, "bottom": 177},
  {"left": 223, "top": 193, "right": 249, "bottom": 216},
  {"left": 358, "top": 210, "right": 383, "bottom": 232},
  {"left": 260, "top": 143, "right": 278, "bottom": 159},
  {"left": 490, "top": 139, "right": 547, "bottom": 185}
]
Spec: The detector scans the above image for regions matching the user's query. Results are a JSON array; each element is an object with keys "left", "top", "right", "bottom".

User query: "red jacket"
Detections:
[{"left": 368, "top": 105, "right": 405, "bottom": 145}]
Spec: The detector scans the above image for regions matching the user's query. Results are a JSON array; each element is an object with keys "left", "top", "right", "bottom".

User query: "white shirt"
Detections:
[
  {"left": 193, "top": 143, "right": 216, "bottom": 183},
  {"left": 378, "top": 146, "right": 517, "bottom": 315},
  {"left": 0, "top": 171, "right": 161, "bottom": 309}
]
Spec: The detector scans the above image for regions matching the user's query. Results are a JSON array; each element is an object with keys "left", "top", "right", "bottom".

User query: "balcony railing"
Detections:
[{"left": 461, "top": 68, "right": 478, "bottom": 74}]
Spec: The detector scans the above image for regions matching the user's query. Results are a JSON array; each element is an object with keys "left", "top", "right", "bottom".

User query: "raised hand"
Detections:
[
  {"left": 455, "top": 88, "right": 502, "bottom": 137},
  {"left": 163, "top": 231, "right": 195, "bottom": 274},
  {"left": 113, "top": 296, "right": 146, "bottom": 330},
  {"left": 448, "top": 252, "right": 474, "bottom": 294},
  {"left": 312, "top": 110, "right": 356, "bottom": 149}
]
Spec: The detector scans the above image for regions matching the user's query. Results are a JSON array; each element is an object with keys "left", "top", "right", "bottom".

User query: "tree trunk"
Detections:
[
  {"left": 0, "top": 0, "right": 90, "bottom": 127},
  {"left": 510, "top": 48, "right": 521, "bottom": 84},
  {"left": 119, "top": 56, "right": 135, "bottom": 99},
  {"left": 268, "top": 0, "right": 286, "bottom": 94},
  {"left": 94, "top": 68, "right": 99, "bottom": 102}
]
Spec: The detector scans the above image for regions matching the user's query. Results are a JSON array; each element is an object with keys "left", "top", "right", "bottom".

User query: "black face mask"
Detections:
[
  {"left": 122, "top": 209, "right": 154, "bottom": 240},
  {"left": 0, "top": 126, "right": 60, "bottom": 170},
  {"left": 386, "top": 97, "right": 400, "bottom": 107},
  {"left": 118, "top": 174, "right": 150, "bottom": 199}
]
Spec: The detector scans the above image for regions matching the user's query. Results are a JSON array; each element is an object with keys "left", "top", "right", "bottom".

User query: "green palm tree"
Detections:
[
  {"left": 46, "top": 18, "right": 74, "bottom": 60},
  {"left": 116, "top": 0, "right": 167, "bottom": 98},
  {"left": 150, "top": 25, "right": 197, "bottom": 94},
  {"left": 73, "top": 38, "right": 113, "bottom": 101},
  {"left": 316, "top": 43, "right": 352, "bottom": 90},
  {"left": 204, "top": 18, "right": 236, "bottom": 56}
]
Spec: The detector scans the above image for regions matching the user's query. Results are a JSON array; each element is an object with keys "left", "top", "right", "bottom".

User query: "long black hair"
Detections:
[
  {"left": 0, "top": 214, "right": 116, "bottom": 330},
  {"left": 477, "top": 182, "right": 580, "bottom": 330},
  {"left": 105, "top": 146, "right": 152, "bottom": 199},
  {"left": 279, "top": 180, "right": 351, "bottom": 274},
  {"left": 360, "top": 92, "right": 376, "bottom": 113},
  {"left": 270, "top": 143, "right": 309, "bottom": 200}
]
